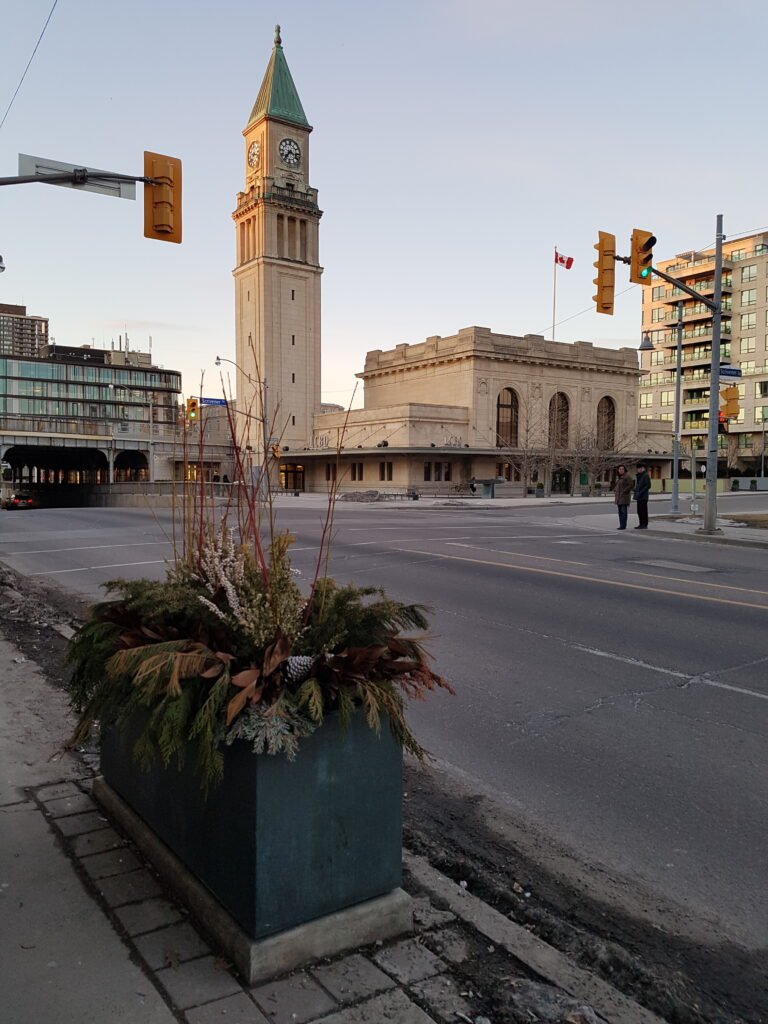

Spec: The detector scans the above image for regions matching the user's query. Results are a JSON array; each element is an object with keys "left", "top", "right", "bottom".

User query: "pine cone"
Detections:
[{"left": 282, "top": 655, "right": 316, "bottom": 685}]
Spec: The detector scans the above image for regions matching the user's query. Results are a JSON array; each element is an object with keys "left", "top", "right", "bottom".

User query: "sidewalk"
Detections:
[{"left": 0, "top": 633, "right": 665, "bottom": 1024}]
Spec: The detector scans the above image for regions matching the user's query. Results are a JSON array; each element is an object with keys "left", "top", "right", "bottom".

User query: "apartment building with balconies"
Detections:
[
  {"left": 0, "top": 303, "right": 49, "bottom": 357},
  {"left": 639, "top": 231, "right": 768, "bottom": 473}
]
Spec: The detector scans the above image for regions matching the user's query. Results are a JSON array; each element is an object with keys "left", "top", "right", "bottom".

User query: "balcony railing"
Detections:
[
  {"left": 666, "top": 255, "right": 734, "bottom": 273},
  {"left": 0, "top": 414, "right": 180, "bottom": 440},
  {"left": 729, "top": 245, "right": 768, "bottom": 261}
]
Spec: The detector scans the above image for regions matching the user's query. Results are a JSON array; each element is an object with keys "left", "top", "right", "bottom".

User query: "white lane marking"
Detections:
[
  {"left": 30, "top": 560, "right": 165, "bottom": 576},
  {"left": 573, "top": 644, "right": 768, "bottom": 702},
  {"left": 0, "top": 541, "right": 170, "bottom": 555},
  {"left": 574, "top": 645, "right": 689, "bottom": 678},
  {"left": 637, "top": 559, "right": 714, "bottom": 573},
  {"left": 698, "top": 679, "right": 768, "bottom": 701}
]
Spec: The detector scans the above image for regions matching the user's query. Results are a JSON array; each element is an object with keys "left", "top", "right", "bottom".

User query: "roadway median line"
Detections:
[
  {"left": 392, "top": 547, "right": 768, "bottom": 611},
  {"left": 446, "top": 542, "right": 588, "bottom": 566},
  {"left": 30, "top": 560, "right": 165, "bottom": 575},
  {"left": 3, "top": 541, "right": 170, "bottom": 555}
]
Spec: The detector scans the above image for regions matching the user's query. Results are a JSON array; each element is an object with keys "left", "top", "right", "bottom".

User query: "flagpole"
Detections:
[{"left": 552, "top": 247, "right": 557, "bottom": 340}]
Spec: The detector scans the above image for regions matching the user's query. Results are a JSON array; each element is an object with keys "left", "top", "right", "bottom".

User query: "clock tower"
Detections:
[{"left": 233, "top": 26, "right": 322, "bottom": 459}]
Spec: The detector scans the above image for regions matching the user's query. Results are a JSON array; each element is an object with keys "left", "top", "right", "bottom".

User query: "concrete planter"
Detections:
[{"left": 98, "top": 710, "right": 405, "bottom": 942}]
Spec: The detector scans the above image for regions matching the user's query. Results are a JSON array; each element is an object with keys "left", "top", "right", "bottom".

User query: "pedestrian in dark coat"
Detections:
[
  {"left": 633, "top": 462, "right": 651, "bottom": 529},
  {"left": 611, "top": 464, "right": 633, "bottom": 530}
]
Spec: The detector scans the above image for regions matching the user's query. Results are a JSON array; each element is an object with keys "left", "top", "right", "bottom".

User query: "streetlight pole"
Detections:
[
  {"left": 671, "top": 302, "right": 684, "bottom": 514},
  {"left": 148, "top": 392, "right": 155, "bottom": 484},
  {"left": 215, "top": 355, "right": 269, "bottom": 488},
  {"left": 640, "top": 319, "right": 684, "bottom": 515}
]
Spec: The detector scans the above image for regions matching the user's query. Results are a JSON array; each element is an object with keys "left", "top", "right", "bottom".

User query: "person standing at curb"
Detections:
[
  {"left": 633, "top": 462, "right": 651, "bottom": 529},
  {"left": 611, "top": 464, "right": 633, "bottom": 530}
]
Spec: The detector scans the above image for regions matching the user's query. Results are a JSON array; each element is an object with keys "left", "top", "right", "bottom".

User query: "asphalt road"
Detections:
[{"left": 1, "top": 495, "right": 767, "bottom": 953}]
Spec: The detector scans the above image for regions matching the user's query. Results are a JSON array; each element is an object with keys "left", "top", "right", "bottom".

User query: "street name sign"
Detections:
[
  {"left": 200, "top": 398, "right": 227, "bottom": 406},
  {"left": 18, "top": 154, "right": 136, "bottom": 199}
]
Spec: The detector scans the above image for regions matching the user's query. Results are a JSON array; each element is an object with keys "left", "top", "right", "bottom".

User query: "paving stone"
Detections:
[
  {"left": 372, "top": 938, "right": 446, "bottom": 985},
  {"left": 315, "top": 988, "right": 437, "bottom": 1023},
  {"left": 114, "top": 898, "right": 185, "bottom": 937},
  {"left": 36, "top": 781, "right": 84, "bottom": 802},
  {"left": 311, "top": 954, "right": 395, "bottom": 1004},
  {"left": 185, "top": 992, "right": 271, "bottom": 1023},
  {"left": 80, "top": 847, "right": 142, "bottom": 879},
  {"left": 52, "top": 810, "right": 109, "bottom": 836},
  {"left": 71, "top": 827, "right": 126, "bottom": 857},
  {"left": 409, "top": 974, "right": 475, "bottom": 1024},
  {"left": 155, "top": 955, "right": 242, "bottom": 1010},
  {"left": 411, "top": 896, "right": 456, "bottom": 930},
  {"left": 252, "top": 972, "right": 337, "bottom": 1024},
  {"left": 423, "top": 926, "right": 472, "bottom": 965},
  {"left": 43, "top": 792, "right": 97, "bottom": 817},
  {"left": 133, "top": 921, "right": 208, "bottom": 968},
  {"left": 97, "top": 868, "right": 163, "bottom": 907}
]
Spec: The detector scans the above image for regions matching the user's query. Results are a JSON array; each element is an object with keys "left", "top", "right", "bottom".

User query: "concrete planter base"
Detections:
[
  {"left": 98, "top": 710, "right": 406, "bottom": 940},
  {"left": 93, "top": 778, "right": 412, "bottom": 983}
]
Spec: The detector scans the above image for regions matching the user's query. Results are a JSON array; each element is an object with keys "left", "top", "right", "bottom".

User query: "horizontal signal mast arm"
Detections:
[
  {"left": 614, "top": 256, "right": 718, "bottom": 313},
  {"left": 0, "top": 170, "right": 159, "bottom": 187}
]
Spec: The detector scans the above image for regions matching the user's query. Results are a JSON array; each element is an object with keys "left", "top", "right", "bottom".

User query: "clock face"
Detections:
[
  {"left": 279, "top": 138, "right": 301, "bottom": 166},
  {"left": 247, "top": 141, "right": 260, "bottom": 168}
]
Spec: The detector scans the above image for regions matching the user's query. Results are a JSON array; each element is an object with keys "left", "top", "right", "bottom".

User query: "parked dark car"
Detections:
[{"left": 3, "top": 493, "right": 36, "bottom": 510}]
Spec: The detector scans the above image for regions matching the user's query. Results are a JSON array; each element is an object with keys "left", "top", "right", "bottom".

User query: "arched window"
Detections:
[
  {"left": 496, "top": 388, "right": 519, "bottom": 447},
  {"left": 548, "top": 392, "right": 569, "bottom": 448},
  {"left": 597, "top": 396, "right": 616, "bottom": 449}
]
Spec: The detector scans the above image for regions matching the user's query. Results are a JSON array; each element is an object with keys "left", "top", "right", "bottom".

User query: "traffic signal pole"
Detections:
[
  {"left": 703, "top": 214, "right": 725, "bottom": 535},
  {"left": 625, "top": 215, "right": 725, "bottom": 534}
]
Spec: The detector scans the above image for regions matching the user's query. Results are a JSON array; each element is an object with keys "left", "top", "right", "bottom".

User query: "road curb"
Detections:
[
  {"left": 647, "top": 525, "right": 768, "bottom": 550},
  {"left": 404, "top": 852, "right": 667, "bottom": 1024}
]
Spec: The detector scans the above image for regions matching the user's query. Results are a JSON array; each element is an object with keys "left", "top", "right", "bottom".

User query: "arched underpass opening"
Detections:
[
  {"left": 114, "top": 450, "right": 149, "bottom": 481},
  {"left": 1, "top": 445, "right": 147, "bottom": 506}
]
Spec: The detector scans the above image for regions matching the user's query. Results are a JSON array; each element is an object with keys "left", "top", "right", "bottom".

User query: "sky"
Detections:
[{"left": 2, "top": 0, "right": 767, "bottom": 408}]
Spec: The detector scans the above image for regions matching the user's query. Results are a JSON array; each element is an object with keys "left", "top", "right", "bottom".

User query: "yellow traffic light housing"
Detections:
[
  {"left": 629, "top": 229, "right": 656, "bottom": 285},
  {"left": 186, "top": 397, "right": 199, "bottom": 421},
  {"left": 593, "top": 231, "right": 616, "bottom": 315},
  {"left": 144, "top": 152, "right": 182, "bottom": 243},
  {"left": 720, "top": 385, "right": 740, "bottom": 419}
]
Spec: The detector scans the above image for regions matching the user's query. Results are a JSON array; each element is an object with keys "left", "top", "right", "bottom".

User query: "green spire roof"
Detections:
[{"left": 247, "top": 25, "right": 308, "bottom": 128}]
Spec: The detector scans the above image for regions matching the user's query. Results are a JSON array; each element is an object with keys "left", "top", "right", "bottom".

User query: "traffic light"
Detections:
[
  {"left": 186, "top": 397, "right": 199, "bottom": 421},
  {"left": 717, "top": 412, "right": 729, "bottom": 435},
  {"left": 720, "top": 385, "right": 740, "bottom": 419},
  {"left": 143, "top": 152, "right": 182, "bottom": 243},
  {"left": 592, "top": 231, "right": 616, "bottom": 315},
  {"left": 629, "top": 229, "right": 656, "bottom": 285},
  {"left": 270, "top": 444, "right": 280, "bottom": 458}
]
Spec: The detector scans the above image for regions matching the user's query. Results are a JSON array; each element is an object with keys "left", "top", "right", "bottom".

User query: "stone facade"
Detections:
[{"left": 299, "top": 328, "right": 645, "bottom": 494}]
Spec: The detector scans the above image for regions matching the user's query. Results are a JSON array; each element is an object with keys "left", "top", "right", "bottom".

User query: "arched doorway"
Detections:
[{"left": 551, "top": 468, "right": 572, "bottom": 494}]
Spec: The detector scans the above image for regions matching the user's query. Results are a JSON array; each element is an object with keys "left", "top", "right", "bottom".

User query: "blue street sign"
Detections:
[
  {"left": 200, "top": 397, "right": 227, "bottom": 406},
  {"left": 719, "top": 366, "right": 742, "bottom": 378}
]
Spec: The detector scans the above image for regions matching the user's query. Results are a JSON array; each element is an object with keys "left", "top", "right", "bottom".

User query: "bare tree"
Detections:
[{"left": 567, "top": 425, "right": 640, "bottom": 496}]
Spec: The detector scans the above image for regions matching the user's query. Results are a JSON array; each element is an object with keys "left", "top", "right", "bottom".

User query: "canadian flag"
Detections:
[{"left": 555, "top": 250, "right": 574, "bottom": 270}]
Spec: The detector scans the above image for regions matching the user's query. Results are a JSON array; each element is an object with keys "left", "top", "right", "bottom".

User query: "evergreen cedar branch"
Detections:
[{"left": 67, "top": 529, "right": 454, "bottom": 792}]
